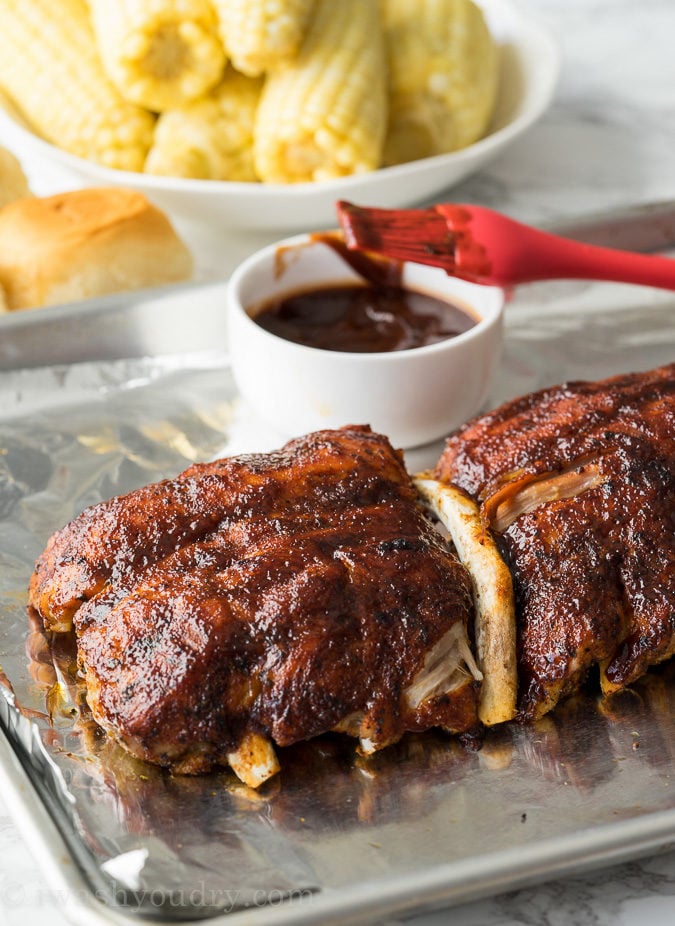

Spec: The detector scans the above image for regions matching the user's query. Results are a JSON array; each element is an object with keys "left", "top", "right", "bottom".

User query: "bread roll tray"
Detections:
[{"left": 0, "top": 267, "right": 674, "bottom": 926}]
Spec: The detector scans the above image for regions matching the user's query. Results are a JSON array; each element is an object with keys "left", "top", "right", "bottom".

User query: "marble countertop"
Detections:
[{"left": 1, "top": 0, "right": 674, "bottom": 924}]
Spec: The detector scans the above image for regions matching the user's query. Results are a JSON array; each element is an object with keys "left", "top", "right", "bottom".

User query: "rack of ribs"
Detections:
[
  {"left": 432, "top": 362, "right": 675, "bottom": 720},
  {"left": 28, "top": 364, "right": 674, "bottom": 787},
  {"left": 29, "top": 426, "right": 489, "bottom": 787}
]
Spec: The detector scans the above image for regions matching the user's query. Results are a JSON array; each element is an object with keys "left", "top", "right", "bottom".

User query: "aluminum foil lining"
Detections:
[{"left": 0, "top": 279, "right": 673, "bottom": 921}]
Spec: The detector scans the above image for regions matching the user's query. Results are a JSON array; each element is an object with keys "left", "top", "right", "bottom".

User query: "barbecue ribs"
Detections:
[
  {"left": 434, "top": 363, "right": 675, "bottom": 720},
  {"left": 29, "top": 426, "right": 482, "bottom": 786},
  {"left": 27, "top": 365, "right": 675, "bottom": 784}
]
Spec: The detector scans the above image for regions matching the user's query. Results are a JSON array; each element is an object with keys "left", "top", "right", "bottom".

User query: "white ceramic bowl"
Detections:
[
  {"left": 227, "top": 236, "right": 505, "bottom": 449},
  {"left": 0, "top": 0, "right": 559, "bottom": 233}
]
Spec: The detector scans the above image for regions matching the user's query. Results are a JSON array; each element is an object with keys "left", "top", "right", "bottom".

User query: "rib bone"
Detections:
[
  {"left": 227, "top": 732, "right": 280, "bottom": 789},
  {"left": 414, "top": 475, "right": 517, "bottom": 726}
]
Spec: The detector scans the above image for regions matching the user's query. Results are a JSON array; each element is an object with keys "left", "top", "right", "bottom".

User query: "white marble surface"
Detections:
[{"left": 1, "top": 0, "right": 675, "bottom": 924}]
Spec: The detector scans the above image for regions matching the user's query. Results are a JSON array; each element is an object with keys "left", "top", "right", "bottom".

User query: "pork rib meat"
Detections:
[
  {"left": 30, "top": 426, "right": 480, "bottom": 785},
  {"left": 435, "top": 363, "right": 675, "bottom": 720}
]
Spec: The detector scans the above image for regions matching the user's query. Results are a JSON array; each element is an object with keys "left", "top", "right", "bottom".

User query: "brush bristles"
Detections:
[{"left": 336, "top": 201, "right": 457, "bottom": 270}]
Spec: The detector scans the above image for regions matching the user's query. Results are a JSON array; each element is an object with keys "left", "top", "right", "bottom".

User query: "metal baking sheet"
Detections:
[
  {"left": 0, "top": 280, "right": 230, "bottom": 371},
  {"left": 0, "top": 277, "right": 674, "bottom": 926}
]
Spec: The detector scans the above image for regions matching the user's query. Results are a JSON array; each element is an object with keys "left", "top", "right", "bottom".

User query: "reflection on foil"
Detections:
[
  {"left": 0, "top": 288, "right": 674, "bottom": 920},
  {"left": 517, "top": 693, "right": 618, "bottom": 792},
  {"left": 101, "top": 848, "right": 149, "bottom": 891},
  {"left": 600, "top": 665, "right": 675, "bottom": 777}
]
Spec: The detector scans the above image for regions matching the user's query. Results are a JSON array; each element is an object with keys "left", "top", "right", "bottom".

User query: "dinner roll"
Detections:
[
  {"left": 0, "top": 187, "right": 193, "bottom": 311},
  {"left": 0, "top": 144, "right": 31, "bottom": 210}
]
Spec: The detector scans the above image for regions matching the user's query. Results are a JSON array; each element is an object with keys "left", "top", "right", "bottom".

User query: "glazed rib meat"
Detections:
[
  {"left": 29, "top": 426, "right": 480, "bottom": 785},
  {"left": 435, "top": 363, "right": 675, "bottom": 720}
]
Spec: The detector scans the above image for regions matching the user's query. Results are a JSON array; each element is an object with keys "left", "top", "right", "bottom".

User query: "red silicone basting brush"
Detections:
[{"left": 335, "top": 200, "right": 675, "bottom": 290}]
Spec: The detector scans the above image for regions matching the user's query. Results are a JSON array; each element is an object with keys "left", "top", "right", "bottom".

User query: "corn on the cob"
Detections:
[
  {"left": 0, "top": 0, "right": 154, "bottom": 172},
  {"left": 87, "top": 0, "right": 226, "bottom": 112},
  {"left": 380, "top": 0, "right": 498, "bottom": 165},
  {"left": 253, "top": 0, "right": 386, "bottom": 183},
  {"left": 145, "top": 68, "right": 262, "bottom": 180},
  {"left": 0, "top": 146, "right": 31, "bottom": 210},
  {"left": 211, "top": 0, "right": 316, "bottom": 77}
]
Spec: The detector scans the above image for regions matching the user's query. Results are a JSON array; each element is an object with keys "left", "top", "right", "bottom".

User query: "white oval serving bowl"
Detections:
[
  {"left": 227, "top": 235, "right": 505, "bottom": 449},
  {"left": 0, "top": 0, "right": 560, "bottom": 233}
]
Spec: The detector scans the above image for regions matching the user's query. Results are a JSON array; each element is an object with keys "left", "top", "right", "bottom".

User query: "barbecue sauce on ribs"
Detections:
[
  {"left": 435, "top": 363, "right": 675, "bottom": 719},
  {"left": 30, "top": 426, "right": 478, "bottom": 776}
]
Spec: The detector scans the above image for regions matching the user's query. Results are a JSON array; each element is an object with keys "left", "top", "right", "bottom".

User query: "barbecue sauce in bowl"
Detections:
[
  {"left": 229, "top": 230, "right": 506, "bottom": 447},
  {"left": 251, "top": 283, "right": 477, "bottom": 353}
]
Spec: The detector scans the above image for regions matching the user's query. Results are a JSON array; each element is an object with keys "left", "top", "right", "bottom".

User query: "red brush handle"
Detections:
[{"left": 436, "top": 204, "right": 675, "bottom": 289}]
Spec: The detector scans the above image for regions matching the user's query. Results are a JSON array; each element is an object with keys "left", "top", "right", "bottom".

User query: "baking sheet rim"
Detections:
[{"left": 2, "top": 723, "right": 674, "bottom": 926}]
